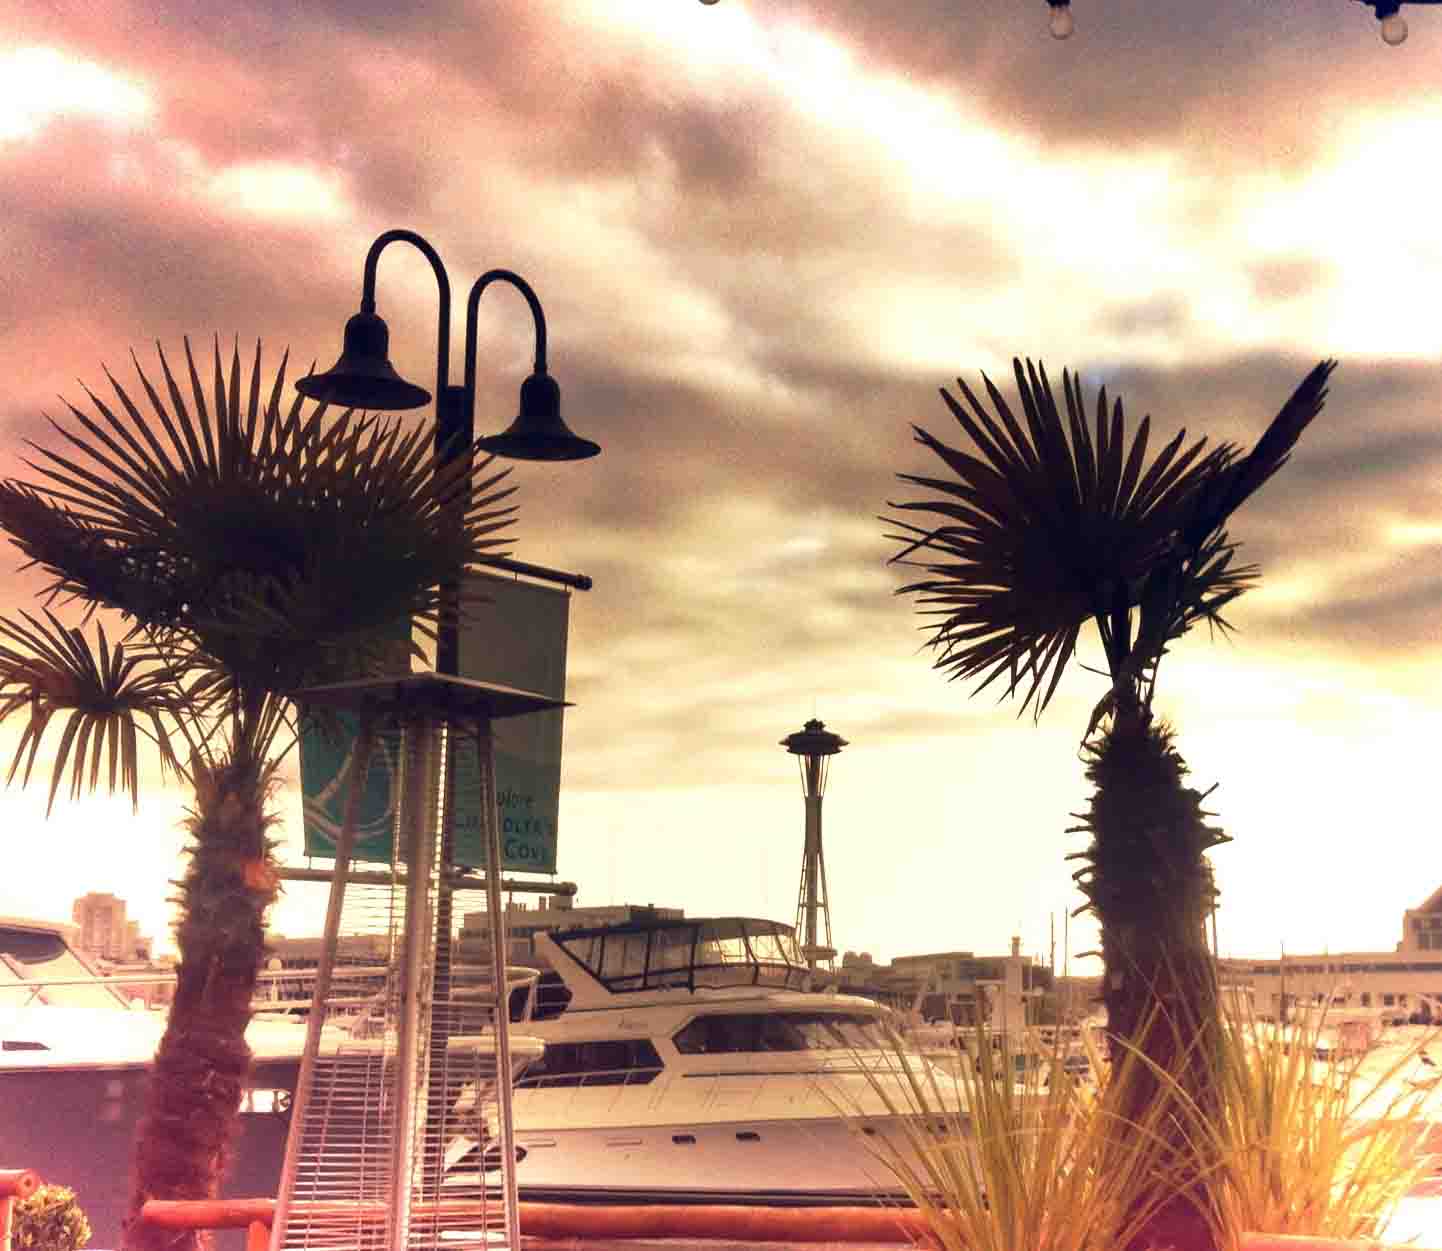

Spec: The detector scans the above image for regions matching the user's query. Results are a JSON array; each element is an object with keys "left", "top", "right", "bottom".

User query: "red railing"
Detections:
[
  {"left": 139, "top": 1197, "right": 939, "bottom": 1247},
  {"left": 135, "top": 1196, "right": 1442, "bottom": 1250}
]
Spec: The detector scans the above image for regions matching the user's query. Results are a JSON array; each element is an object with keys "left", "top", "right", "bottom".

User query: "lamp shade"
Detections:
[
  {"left": 476, "top": 370, "right": 601, "bottom": 461},
  {"left": 295, "top": 311, "right": 432, "bottom": 411}
]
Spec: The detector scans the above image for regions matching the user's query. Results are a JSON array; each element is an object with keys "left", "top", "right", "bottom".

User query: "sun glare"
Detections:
[
  {"left": 1386, "top": 520, "right": 1442, "bottom": 548},
  {"left": 207, "top": 160, "right": 352, "bottom": 224},
  {"left": 0, "top": 45, "right": 153, "bottom": 143},
  {"left": 1239, "top": 103, "right": 1442, "bottom": 359}
]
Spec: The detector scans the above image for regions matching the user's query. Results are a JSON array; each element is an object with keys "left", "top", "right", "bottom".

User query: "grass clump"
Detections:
[
  {"left": 1209, "top": 1009, "right": 1440, "bottom": 1244},
  {"left": 851, "top": 1011, "right": 1442, "bottom": 1250},
  {"left": 838, "top": 1021, "right": 1216, "bottom": 1251}
]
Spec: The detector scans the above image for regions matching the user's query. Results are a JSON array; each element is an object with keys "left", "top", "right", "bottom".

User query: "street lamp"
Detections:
[
  {"left": 1046, "top": 0, "right": 1075, "bottom": 39},
  {"left": 296, "top": 231, "right": 599, "bottom": 1150},
  {"left": 297, "top": 228, "right": 600, "bottom": 674},
  {"left": 297, "top": 228, "right": 600, "bottom": 463}
]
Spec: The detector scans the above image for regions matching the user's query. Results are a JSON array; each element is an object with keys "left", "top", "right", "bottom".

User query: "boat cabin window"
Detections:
[
  {"left": 0, "top": 926, "right": 129, "bottom": 1010},
  {"left": 516, "top": 1038, "right": 664, "bottom": 1087},
  {"left": 550, "top": 918, "right": 808, "bottom": 993},
  {"left": 672, "top": 1012, "right": 884, "bottom": 1054}
]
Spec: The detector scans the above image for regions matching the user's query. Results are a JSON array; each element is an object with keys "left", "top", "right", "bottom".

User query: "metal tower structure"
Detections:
[{"left": 781, "top": 718, "right": 846, "bottom": 979}]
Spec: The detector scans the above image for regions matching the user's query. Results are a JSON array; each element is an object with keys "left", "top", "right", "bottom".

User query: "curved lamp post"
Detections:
[
  {"left": 296, "top": 228, "right": 600, "bottom": 673},
  {"left": 296, "top": 227, "right": 599, "bottom": 460}
]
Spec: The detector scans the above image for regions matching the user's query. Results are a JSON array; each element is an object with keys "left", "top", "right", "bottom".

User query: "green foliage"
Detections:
[
  {"left": 1209, "top": 1010, "right": 1439, "bottom": 1243},
  {"left": 0, "top": 337, "right": 521, "bottom": 1244},
  {"left": 0, "top": 337, "right": 518, "bottom": 805},
  {"left": 0, "top": 610, "right": 183, "bottom": 814},
  {"left": 885, "top": 357, "right": 1335, "bottom": 719},
  {"left": 836, "top": 1022, "right": 1214, "bottom": 1251},
  {"left": 1069, "top": 716, "right": 1228, "bottom": 936},
  {"left": 883, "top": 357, "right": 1338, "bottom": 1251},
  {"left": 13, "top": 1185, "right": 92, "bottom": 1251},
  {"left": 857, "top": 1017, "right": 1442, "bottom": 1251}
]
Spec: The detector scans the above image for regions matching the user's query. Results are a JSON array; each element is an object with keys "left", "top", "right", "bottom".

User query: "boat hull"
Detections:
[
  {"left": 0, "top": 1058, "right": 299, "bottom": 1250},
  {"left": 492, "top": 1113, "right": 920, "bottom": 1207}
]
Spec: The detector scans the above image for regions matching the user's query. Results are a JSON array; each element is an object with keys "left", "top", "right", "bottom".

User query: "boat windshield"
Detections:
[
  {"left": 672, "top": 1010, "right": 886, "bottom": 1054},
  {"left": 552, "top": 917, "right": 808, "bottom": 993},
  {"left": 0, "top": 927, "right": 130, "bottom": 1010}
]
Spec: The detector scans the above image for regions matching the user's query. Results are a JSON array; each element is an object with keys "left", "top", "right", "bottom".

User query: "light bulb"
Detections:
[
  {"left": 1380, "top": 13, "right": 1408, "bottom": 44},
  {"left": 1049, "top": 5, "right": 1075, "bottom": 39}
]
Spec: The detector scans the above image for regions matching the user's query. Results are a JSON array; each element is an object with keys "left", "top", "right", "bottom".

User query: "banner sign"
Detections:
[
  {"left": 454, "top": 571, "right": 569, "bottom": 874},
  {"left": 299, "top": 713, "right": 405, "bottom": 864},
  {"left": 299, "top": 571, "right": 570, "bottom": 873}
]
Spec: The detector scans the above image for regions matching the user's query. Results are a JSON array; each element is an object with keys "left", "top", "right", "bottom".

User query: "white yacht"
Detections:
[
  {"left": 464, "top": 914, "right": 965, "bottom": 1207},
  {"left": 0, "top": 917, "right": 539, "bottom": 1248}
]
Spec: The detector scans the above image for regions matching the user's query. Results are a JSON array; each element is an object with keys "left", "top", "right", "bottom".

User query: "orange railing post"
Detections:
[{"left": 0, "top": 1170, "right": 40, "bottom": 1251}]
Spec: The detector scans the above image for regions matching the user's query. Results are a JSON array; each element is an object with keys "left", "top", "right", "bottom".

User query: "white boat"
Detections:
[
  {"left": 905, "top": 1019, "right": 1094, "bottom": 1090},
  {"left": 0, "top": 917, "right": 540, "bottom": 1248},
  {"left": 456, "top": 914, "right": 965, "bottom": 1207},
  {"left": 0, "top": 917, "right": 317, "bottom": 1247}
]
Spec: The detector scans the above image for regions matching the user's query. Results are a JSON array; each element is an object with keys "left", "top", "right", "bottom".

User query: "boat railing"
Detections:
[{"left": 1, "top": 963, "right": 542, "bottom": 1032}]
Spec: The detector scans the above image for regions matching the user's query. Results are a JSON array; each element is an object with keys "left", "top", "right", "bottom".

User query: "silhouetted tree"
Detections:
[
  {"left": 886, "top": 357, "right": 1335, "bottom": 1250},
  {"left": 0, "top": 340, "right": 515, "bottom": 1251}
]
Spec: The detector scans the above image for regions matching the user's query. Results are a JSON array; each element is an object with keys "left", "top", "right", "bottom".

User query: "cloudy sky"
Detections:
[{"left": 2, "top": 0, "right": 1441, "bottom": 971}]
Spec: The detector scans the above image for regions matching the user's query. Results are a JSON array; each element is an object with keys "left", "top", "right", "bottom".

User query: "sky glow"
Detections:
[
  {"left": 1, "top": 2, "right": 1440, "bottom": 970},
  {"left": 0, "top": 46, "right": 153, "bottom": 143}
]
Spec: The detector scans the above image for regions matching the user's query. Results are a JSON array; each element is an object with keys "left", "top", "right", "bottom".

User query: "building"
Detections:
[
  {"left": 267, "top": 932, "right": 394, "bottom": 968},
  {"left": 1219, "top": 885, "right": 1442, "bottom": 1024},
  {"left": 865, "top": 937, "right": 1053, "bottom": 1033},
  {"left": 71, "top": 892, "right": 150, "bottom": 961}
]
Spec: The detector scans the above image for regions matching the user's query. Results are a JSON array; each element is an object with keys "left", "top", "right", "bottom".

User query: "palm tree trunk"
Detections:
[
  {"left": 123, "top": 754, "right": 279, "bottom": 1251},
  {"left": 1075, "top": 711, "right": 1226, "bottom": 1251}
]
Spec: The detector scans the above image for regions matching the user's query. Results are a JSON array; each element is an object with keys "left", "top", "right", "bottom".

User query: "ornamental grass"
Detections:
[
  {"left": 833, "top": 1020, "right": 1217, "bottom": 1251},
  {"left": 1208, "top": 1007, "right": 1441, "bottom": 1244},
  {"left": 843, "top": 1010, "right": 1442, "bottom": 1251}
]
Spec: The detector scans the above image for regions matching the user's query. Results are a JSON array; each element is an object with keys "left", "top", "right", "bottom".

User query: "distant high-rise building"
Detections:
[{"left": 72, "top": 892, "right": 146, "bottom": 961}]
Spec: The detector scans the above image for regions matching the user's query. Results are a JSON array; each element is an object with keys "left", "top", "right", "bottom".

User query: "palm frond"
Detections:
[
  {"left": 0, "top": 610, "right": 187, "bottom": 811},
  {"left": 0, "top": 338, "right": 519, "bottom": 759},
  {"left": 1181, "top": 359, "right": 1337, "bottom": 549},
  {"left": 884, "top": 357, "right": 1334, "bottom": 719}
]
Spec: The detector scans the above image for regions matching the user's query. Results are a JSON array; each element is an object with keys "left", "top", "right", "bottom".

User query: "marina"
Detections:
[{"left": 0, "top": 910, "right": 963, "bottom": 1245}]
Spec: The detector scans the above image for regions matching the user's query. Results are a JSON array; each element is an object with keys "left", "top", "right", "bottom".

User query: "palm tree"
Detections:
[
  {"left": 0, "top": 338, "right": 516, "bottom": 1251},
  {"left": 885, "top": 357, "right": 1335, "bottom": 1250}
]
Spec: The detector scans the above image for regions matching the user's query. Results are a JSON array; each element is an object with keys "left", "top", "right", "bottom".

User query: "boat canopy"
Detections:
[{"left": 550, "top": 917, "right": 809, "bottom": 993}]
